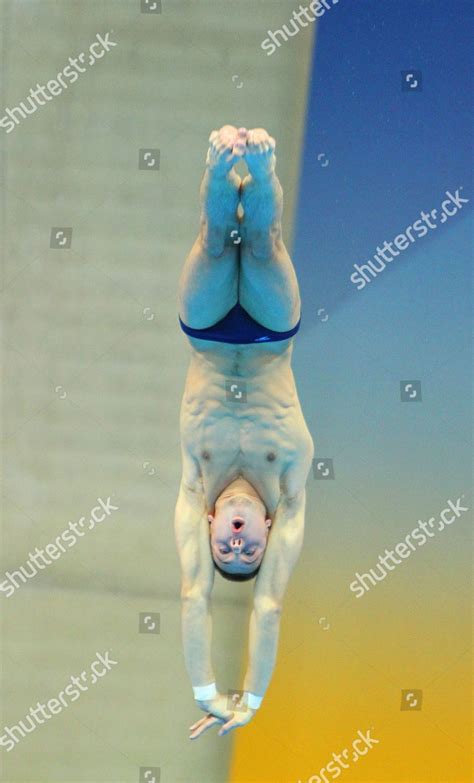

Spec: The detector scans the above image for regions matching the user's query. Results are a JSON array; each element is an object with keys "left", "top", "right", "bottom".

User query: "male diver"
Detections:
[{"left": 175, "top": 126, "right": 314, "bottom": 739}]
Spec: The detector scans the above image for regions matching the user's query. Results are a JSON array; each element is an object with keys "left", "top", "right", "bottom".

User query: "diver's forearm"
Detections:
[
  {"left": 181, "top": 595, "right": 215, "bottom": 686},
  {"left": 243, "top": 605, "right": 281, "bottom": 696}
]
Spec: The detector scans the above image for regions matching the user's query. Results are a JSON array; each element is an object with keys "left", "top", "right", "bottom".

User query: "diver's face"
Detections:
[{"left": 208, "top": 493, "right": 272, "bottom": 574}]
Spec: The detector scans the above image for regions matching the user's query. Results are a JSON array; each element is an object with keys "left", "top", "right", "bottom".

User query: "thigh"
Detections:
[
  {"left": 177, "top": 231, "right": 239, "bottom": 328},
  {"left": 239, "top": 239, "right": 301, "bottom": 331}
]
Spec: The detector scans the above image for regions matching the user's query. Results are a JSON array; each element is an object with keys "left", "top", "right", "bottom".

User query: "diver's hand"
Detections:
[
  {"left": 195, "top": 694, "right": 233, "bottom": 721},
  {"left": 189, "top": 693, "right": 231, "bottom": 741},
  {"left": 189, "top": 700, "right": 256, "bottom": 739},
  {"left": 216, "top": 706, "right": 256, "bottom": 736},
  {"left": 189, "top": 713, "right": 224, "bottom": 740}
]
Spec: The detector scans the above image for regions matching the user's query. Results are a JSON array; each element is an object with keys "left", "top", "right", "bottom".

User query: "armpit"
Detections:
[
  {"left": 281, "top": 488, "right": 306, "bottom": 511},
  {"left": 180, "top": 446, "right": 204, "bottom": 493},
  {"left": 181, "top": 476, "right": 205, "bottom": 498},
  {"left": 279, "top": 445, "right": 313, "bottom": 501}
]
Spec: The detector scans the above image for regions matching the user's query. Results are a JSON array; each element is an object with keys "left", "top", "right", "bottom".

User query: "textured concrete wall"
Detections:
[{"left": 1, "top": 1, "right": 314, "bottom": 780}]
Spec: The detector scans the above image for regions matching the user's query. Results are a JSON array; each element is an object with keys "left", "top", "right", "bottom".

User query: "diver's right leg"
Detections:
[
  {"left": 239, "top": 129, "right": 300, "bottom": 331},
  {"left": 177, "top": 126, "right": 247, "bottom": 329}
]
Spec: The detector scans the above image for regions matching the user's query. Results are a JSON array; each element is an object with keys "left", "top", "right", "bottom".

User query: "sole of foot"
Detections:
[
  {"left": 243, "top": 127, "right": 276, "bottom": 184},
  {"left": 206, "top": 125, "right": 248, "bottom": 182}
]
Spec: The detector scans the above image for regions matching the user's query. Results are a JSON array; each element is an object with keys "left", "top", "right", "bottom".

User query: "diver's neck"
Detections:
[{"left": 221, "top": 477, "right": 259, "bottom": 499}]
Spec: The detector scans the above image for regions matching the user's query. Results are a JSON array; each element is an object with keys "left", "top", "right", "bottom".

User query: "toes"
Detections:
[
  {"left": 218, "top": 125, "right": 239, "bottom": 147},
  {"left": 232, "top": 133, "right": 247, "bottom": 154},
  {"left": 208, "top": 125, "right": 237, "bottom": 146},
  {"left": 246, "top": 128, "right": 275, "bottom": 153},
  {"left": 251, "top": 128, "right": 268, "bottom": 143},
  {"left": 206, "top": 125, "right": 250, "bottom": 171},
  {"left": 220, "top": 124, "right": 238, "bottom": 135},
  {"left": 217, "top": 127, "right": 241, "bottom": 152},
  {"left": 247, "top": 128, "right": 256, "bottom": 147}
]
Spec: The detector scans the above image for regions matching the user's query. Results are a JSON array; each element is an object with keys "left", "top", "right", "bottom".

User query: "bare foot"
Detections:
[
  {"left": 206, "top": 125, "right": 247, "bottom": 178},
  {"left": 240, "top": 128, "right": 283, "bottom": 257},
  {"left": 243, "top": 127, "right": 276, "bottom": 181}
]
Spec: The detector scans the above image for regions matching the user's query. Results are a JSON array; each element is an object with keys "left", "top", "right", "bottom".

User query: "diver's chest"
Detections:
[
  {"left": 195, "top": 410, "right": 294, "bottom": 468},
  {"left": 197, "top": 418, "right": 286, "bottom": 510}
]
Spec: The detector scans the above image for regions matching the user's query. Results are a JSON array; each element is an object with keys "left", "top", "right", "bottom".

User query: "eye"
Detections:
[
  {"left": 245, "top": 547, "right": 257, "bottom": 556},
  {"left": 219, "top": 546, "right": 230, "bottom": 555}
]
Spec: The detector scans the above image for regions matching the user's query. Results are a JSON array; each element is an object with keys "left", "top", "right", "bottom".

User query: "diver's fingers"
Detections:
[
  {"left": 189, "top": 714, "right": 209, "bottom": 731},
  {"left": 189, "top": 715, "right": 222, "bottom": 740}
]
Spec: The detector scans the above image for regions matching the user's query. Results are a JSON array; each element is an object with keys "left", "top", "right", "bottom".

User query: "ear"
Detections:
[
  {"left": 265, "top": 517, "right": 272, "bottom": 529},
  {"left": 208, "top": 513, "right": 214, "bottom": 525}
]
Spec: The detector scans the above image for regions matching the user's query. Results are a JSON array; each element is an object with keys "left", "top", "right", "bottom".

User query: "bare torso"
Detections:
[{"left": 179, "top": 337, "right": 314, "bottom": 517}]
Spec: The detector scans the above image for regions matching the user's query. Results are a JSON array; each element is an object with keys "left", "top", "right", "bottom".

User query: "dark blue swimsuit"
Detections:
[{"left": 178, "top": 301, "right": 301, "bottom": 345}]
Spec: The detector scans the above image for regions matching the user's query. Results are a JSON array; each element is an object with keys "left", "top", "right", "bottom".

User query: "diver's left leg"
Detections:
[
  {"left": 239, "top": 129, "right": 300, "bottom": 332},
  {"left": 177, "top": 126, "right": 246, "bottom": 328}
]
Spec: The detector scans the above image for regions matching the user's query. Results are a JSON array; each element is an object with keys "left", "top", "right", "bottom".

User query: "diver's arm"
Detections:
[
  {"left": 243, "top": 490, "right": 306, "bottom": 698},
  {"left": 174, "top": 481, "right": 215, "bottom": 686}
]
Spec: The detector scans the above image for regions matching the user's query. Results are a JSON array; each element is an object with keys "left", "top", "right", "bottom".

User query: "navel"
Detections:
[
  {"left": 266, "top": 451, "right": 277, "bottom": 462},
  {"left": 201, "top": 449, "right": 211, "bottom": 461}
]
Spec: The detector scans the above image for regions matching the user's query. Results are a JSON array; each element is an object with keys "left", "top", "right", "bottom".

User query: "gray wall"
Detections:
[{"left": 0, "top": 1, "right": 314, "bottom": 780}]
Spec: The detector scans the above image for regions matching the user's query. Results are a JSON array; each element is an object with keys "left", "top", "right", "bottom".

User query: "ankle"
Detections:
[
  {"left": 204, "top": 165, "right": 241, "bottom": 188},
  {"left": 243, "top": 171, "right": 279, "bottom": 191},
  {"left": 241, "top": 171, "right": 283, "bottom": 198}
]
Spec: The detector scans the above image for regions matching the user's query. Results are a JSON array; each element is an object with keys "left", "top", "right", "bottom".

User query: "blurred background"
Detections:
[{"left": 1, "top": 1, "right": 472, "bottom": 782}]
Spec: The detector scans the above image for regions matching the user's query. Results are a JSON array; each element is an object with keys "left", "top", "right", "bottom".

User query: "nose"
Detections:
[
  {"left": 230, "top": 518, "right": 245, "bottom": 552},
  {"left": 230, "top": 536, "right": 243, "bottom": 552}
]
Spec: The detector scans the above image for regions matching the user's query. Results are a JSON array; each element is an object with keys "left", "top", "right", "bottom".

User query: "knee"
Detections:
[{"left": 247, "top": 229, "right": 284, "bottom": 261}]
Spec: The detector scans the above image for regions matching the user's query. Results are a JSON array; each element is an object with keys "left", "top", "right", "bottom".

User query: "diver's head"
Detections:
[{"left": 208, "top": 484, "right": 272, "bottom": 580}]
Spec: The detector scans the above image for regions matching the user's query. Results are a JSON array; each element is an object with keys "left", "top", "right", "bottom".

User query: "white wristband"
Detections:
[
  {"left": 193, "top": 682, "right": 217, "bottom": 701},
  {"left": 246, "top": 691, "right": 263, "bottom": 710}
]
